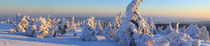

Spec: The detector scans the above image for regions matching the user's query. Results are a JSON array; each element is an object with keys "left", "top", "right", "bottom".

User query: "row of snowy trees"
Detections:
[
  {"left": 10, "top": 13, "right": 85, "bottom": 38},
  {"left": 79, "top": 0, "right": 210, "bottom": 46}
]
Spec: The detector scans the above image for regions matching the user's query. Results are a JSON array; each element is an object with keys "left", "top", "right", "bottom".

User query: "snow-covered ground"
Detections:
[{"left": 0, "top": 23, "right": 120, "bottom": 46}]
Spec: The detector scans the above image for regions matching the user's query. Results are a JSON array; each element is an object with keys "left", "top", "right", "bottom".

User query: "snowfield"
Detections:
[
  {"left": 0, "top": 23, "right": 120, "bottom": 46},
  {"left": 1, "top": 23, "right": 210, "bottom": 46},
  {"left": 1, "top": 0, "right": 210, "bottom": 46}
]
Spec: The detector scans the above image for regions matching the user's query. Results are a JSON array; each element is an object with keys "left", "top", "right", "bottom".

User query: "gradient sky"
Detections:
[{"left": 0, "top": 0, "right": 210, "bottom": 18}]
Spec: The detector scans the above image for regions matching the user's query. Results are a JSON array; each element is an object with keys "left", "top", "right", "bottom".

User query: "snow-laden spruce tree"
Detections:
[
  {"left": 52, "top": 18, "right": 68, "bottom": 37},
  {"left": 70, "top": 16, "right": 77, "bottom": 36},
  {"left": 199, "top": 26, "right": 209, "bottom": 41},
  {"left": 36, "top": 17, "right": 51, "bottom": 38},
  {"left": 104, "top": 22, "right": 113, "bottom": 40},
  {"left": 80, "top": 17, "right": 97, "bottom": 41},
  {"left": 115, "top": 0, "right": 154, "bottom": 46},
  {"left": 105, "top": 12, "right": 122, "bottom": 40},
  {"left": 17, "top": 16, "right": 30, "bottom": 33},
  {"left": 15, "top": 12, "right": 23, "bottom": 24},
  {"left": 185, "top": 24, "right": 200, "bottom": 39},
  {"left": 95, "top": 20, "right": 104, "bottom": 34}
]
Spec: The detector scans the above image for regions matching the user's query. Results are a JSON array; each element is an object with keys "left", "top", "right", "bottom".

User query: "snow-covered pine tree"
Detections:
[
  {"left": 185, "top": 24, "right": 200, "bottom": 39},
  {"left": 52, "top": 18, "right": 68, "bottom": 37},
  {"left": 70, "top": 16, "right": 77, "bottom": 36},
  {"left": 95, "top": 20, "right": 104, "bottom": 35},
  {"left": 115, "top": 0, "right": 154, "bottom": 46},
  {"left": 36, "top": 17, "right": 51, "bottom": 38},
  {"left": 65, "top": 19, "right": 70, "bottom": 31},
  {"left": 18, "top": 16, "right": 30, "bottom": 33},
  {"left": 199, "top": 26, "right": 209, "bottom": 41},
  {"left": 105, "top": 12, "right": 122, "bottom": 40},
  {"left": 80, "top": 17, "right": 97, "bottom": 41},
  {"left": 11, "top": 13, "right": 24, "bottom": 33},
  {"left": 104, "top": 22, "right": 113, "bottom": 40}
]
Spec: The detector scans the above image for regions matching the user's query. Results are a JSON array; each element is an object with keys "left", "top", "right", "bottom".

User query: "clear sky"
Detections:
[{"left": 0, "top": 0, "right": 210, "bottom": 18}]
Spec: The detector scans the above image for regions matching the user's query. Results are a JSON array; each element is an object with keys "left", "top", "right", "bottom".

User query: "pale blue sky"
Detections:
[{"left": 0, "top": 0, "right": 209, "bottom": 18}]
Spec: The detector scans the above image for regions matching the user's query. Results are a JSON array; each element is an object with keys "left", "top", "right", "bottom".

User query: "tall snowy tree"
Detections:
[
  {"left": 70, "top": 16, "right": 77, "bottom": 36},
  {"left": 105, "top": 12, "right": 122, "bottom": 40},
  {"left": 115, "top": 0, "right": 154, "bottom": 46}
]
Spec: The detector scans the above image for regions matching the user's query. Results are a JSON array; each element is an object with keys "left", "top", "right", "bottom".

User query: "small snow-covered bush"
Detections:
[
  {"left": 199, "top": 26, "right": 209, "bottom": 41},
  {"left": 52, "top": 18, "right": 68, "bottom": 37}
]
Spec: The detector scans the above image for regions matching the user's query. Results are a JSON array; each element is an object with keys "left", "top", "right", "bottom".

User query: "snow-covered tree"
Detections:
[
  {"left": 52, "top": 18, "right": 68, "bottom": 37},
  {"left": 17, "top": 16, "right": 30, "bottom": 33},
  {"left": 80, "top": 17, "right": 97, "bottom": 41},
  {"left": 95, "top": 20, "right": 104, "bottom": 34},
  {"left": 115, "top": 0, "right": 154, "bottom": 46},
  {"left": 104, "top": 22, "right": 113, "bottom": 40},
  {"left": 36, "top": 17, "right": 51, "bottom": 38},
  {"left": 199, "top": 26, "right": 209, "bottom": 41},
  {"left": 70, "top": 16, "right": 77, "bottom": 36},
  {"left": 185, "top": 24, "right": 200, "bottom": 39},
  {"left": 105, "top": 12, "right": 123, "bottom": 40}
]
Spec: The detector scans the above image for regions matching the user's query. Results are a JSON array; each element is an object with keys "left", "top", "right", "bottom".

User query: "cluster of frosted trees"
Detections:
[
  {"left": 10, "top": 13, "right": 83, "bottom": 38},
  {"left": 8, "top": 0, "right": 210, "bottom": 46},
  {"left": 80, "top": 0, "right": 210, "bottom": 46}
]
